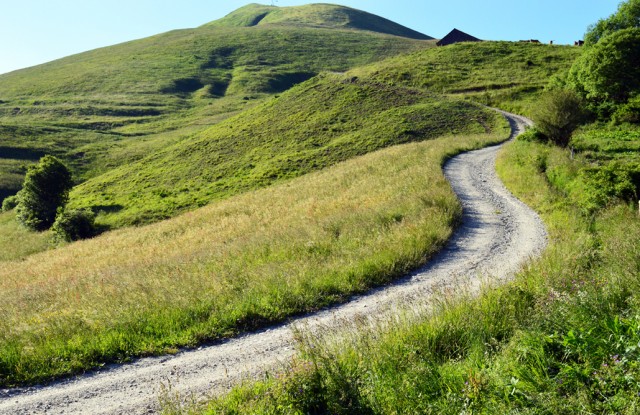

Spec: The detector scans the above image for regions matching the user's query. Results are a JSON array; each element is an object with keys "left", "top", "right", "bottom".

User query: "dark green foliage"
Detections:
[
  {"left": 51, "top": 208, "right": 97, "bottom": 242},
  {"left": 566, "top": 127, "right": 640, "bottom": 212},
  {"left": 531, "top": 89, "right": 587, "bottom": 147},
  {"left": 584, "top": 0, "right": 640, "bottom": 46},
  {"left": 575, "top": 163, "right": 638, "bottom": 212},
  {"left": 612, "top": 95, "right": 640, "bottom": 124},
  {"left": 1, "top": 195, "right": 18, "bottom": 211},
  {"left": 516, "top": 127, "right": 547, "bottom": 143},
  {"left": 568, "top": 28, "right": 640, "bottom": 111},
  {"left": 16, "top": 156, "right": 72, "bottom": 231}
]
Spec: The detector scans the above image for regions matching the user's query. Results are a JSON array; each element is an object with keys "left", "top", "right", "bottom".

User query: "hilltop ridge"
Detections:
[{"left": 205, "top": 3, "right": 432, "bottom": 39}]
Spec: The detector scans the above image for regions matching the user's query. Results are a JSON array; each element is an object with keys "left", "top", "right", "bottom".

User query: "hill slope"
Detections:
[
  {"left": 352, "top": 40, "right": 583, "bottom": 114},
  {"left": 69, "top": 73, "right": 497, "bottom": 226},
  {"left": 64, "top": 41, "right": 580, "bottom": 228},
  {"left": 0, "top": 3, "right": 432, "bottom": 203}
]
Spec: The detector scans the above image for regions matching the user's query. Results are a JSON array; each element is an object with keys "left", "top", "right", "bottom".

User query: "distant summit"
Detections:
[{"left": 205, "top": 3, "right": 433, "bottom": 40}]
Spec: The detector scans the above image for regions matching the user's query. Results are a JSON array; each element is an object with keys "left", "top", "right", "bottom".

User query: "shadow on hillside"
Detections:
[
  {"left": 91, "top": 204, "right": 124, "bottom": 214},
  {"left": 0, "top": 146, "right": 45, "bottom": 161},
  {"left": 0, "top": 188, "right": 19, "bottom": 202},
  {"left": 267, "top": 72, "right": 316, "bottom": 93}
]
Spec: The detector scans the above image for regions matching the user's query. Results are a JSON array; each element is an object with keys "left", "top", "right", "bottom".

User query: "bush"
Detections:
[
  {"left": 1, "top": 195, "right": 18, "bottom": 212},
  {"left": 569, "top": 28, "right": 640, "bottom": 109},
  {"left": 532, "top": 89, "right": 587, "bottom": 147},
  {"left": 516, "top": 127, "right": 547, "bottom": 143},
  {"left": 612, "top": 96, "right": 640, "bottom": 124},
  {"left": 51, "top": 208, "right": 97, "bottom": 242},
  {"left": 572, "top": 163, "right": 638, "bottom": 213},
  {"left": 16, "top": 155, "right": 73, "bottom": 231}
]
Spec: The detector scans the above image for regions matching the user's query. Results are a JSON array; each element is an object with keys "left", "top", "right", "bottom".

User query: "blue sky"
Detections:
[{"left": 0, "top": 0, "right": 620, "bottom": 75}]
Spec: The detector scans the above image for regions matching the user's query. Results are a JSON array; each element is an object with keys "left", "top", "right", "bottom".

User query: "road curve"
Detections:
[{"left": 0, "top": 112, "right": 545, "bottom": 415}]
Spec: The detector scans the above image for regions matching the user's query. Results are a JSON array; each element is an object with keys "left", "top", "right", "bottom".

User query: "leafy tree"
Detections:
[
  {"left": 16, "top": 155, "right": 73, "bottom": 231},
  {"left": 568, "top": 28, "right": 640, "bottom": 112},
  {"left": 584, "top": 0, "right": 640, "bottom": 46},
  {"left": 532, "top": 89, "right": 587, "bottom": 147}
]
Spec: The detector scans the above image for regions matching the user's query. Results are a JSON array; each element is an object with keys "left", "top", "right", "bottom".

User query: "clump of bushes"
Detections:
[
  {"left": 1, "top": 195, "right": 18, "bottom": 212},
  {"left": 571, "top": 163, "right": 638, "bottom": 213},
  {"left": 612, "top": 96, "right": 640, "bottom": 124},
  {"left": 51, "top": 208, "right": 97, "bottom": 242},
  {"left": 11, "top": 155, "right": 98, "bottom": 242}
]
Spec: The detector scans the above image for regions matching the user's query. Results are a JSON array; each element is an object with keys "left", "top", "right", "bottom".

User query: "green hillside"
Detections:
[
  {"left": 63, "top": 41, "right": 579, "bottom": 228},
  {"left": 0, "top": 3, "right": 431, "bottom": 203},
  {"left": 68, "top": 74, "right": 497, "bottom": 227},
  {"left": 205, "top": 3, "right": 432, "bottom": 40},
  {"left": 351, "top": 40, "right": 583, "bottom": 114},
  {"left": 0, "top": 1, "right": 603, "bottom": 393},
  {"left": 188, "top": 3, "right": 640, "bottom": 413}
]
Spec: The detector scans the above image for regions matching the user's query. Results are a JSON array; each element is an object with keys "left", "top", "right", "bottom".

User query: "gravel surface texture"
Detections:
[{"left": 0, "top": 111, "right": 545, "bottom": 415}]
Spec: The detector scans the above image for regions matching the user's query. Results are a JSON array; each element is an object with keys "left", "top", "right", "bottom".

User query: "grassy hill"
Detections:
[
  {"left": 0, "top": 1, "right": 592, "bottom": 392},
  {"left": 3, "top": 2, "right": 639, "bottom": 412},
  {"left": 351, "top": 40, "right": 583, "bottom": 114},
  {"left": 0, "top": 40, "right": 581, "bottom": 261},
  {"left": 58, "top": 41, "right": 578, "bottom": 228},
  {"left": 68, "top": 74, "right": 498, "bottom": 227},
  {"left": 0, "top": 3, "right": 431, "bottom": 203},
  {"left": 205, "top": 3, "right": 432, "bottom": 40}
]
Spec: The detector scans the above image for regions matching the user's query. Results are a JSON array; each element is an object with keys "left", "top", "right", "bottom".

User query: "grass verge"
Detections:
[
  {"left": 184, "top": 135, "right": 640, "bottom": 414},
  {"left": 0, "top": 127, "right": 507, "bottom": 387}
]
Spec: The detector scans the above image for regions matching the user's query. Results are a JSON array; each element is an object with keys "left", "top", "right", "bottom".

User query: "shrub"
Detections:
[
  {"left": 51, "top": 208, "right": 97, "bottom": 242},
  {"left": 569, "top": 28, "right": 640, "bottom": 110},
  {"left": 612, "top": 95, "right": 640, "bottom": 124},
  {"left": 16, "top": 155, "right": 73, "bottom": 231},
  {"left": 1, "top": 195, "right": 18, "bottom": 212},
  {"left": 532, "top": 89, "right": 587, "bottom": 147},
  {"left": 516, "top": 127, "right": 547, "bottom": 143}
]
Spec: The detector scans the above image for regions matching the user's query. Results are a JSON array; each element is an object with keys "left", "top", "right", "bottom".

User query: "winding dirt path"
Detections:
[{"left": 0, "top": 112, "right": 544, "bottom": 415}]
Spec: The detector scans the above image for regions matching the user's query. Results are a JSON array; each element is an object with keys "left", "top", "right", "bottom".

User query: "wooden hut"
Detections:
[{"left": 436, "top": 28, "right": 482, "bottom": 46}]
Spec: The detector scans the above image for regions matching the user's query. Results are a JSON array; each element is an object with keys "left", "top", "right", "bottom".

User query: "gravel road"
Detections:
[{"left": 0, "top": 111, "right": 545, "bottom": 415}]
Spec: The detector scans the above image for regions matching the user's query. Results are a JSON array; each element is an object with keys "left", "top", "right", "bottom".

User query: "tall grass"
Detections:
[
  {"left": 0, "top": 129, "right": 507, "bottom": 387},
  {"left": 0, "top": 211, "right": 51, "bottom": 261},
  {"left": 191, "top": 137, "right": 640, "bottom": 414}
]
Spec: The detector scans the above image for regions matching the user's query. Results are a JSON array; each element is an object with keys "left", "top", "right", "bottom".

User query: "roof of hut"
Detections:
[{"left": 436, "top": 28, "right": 482, "bottom": 46}]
